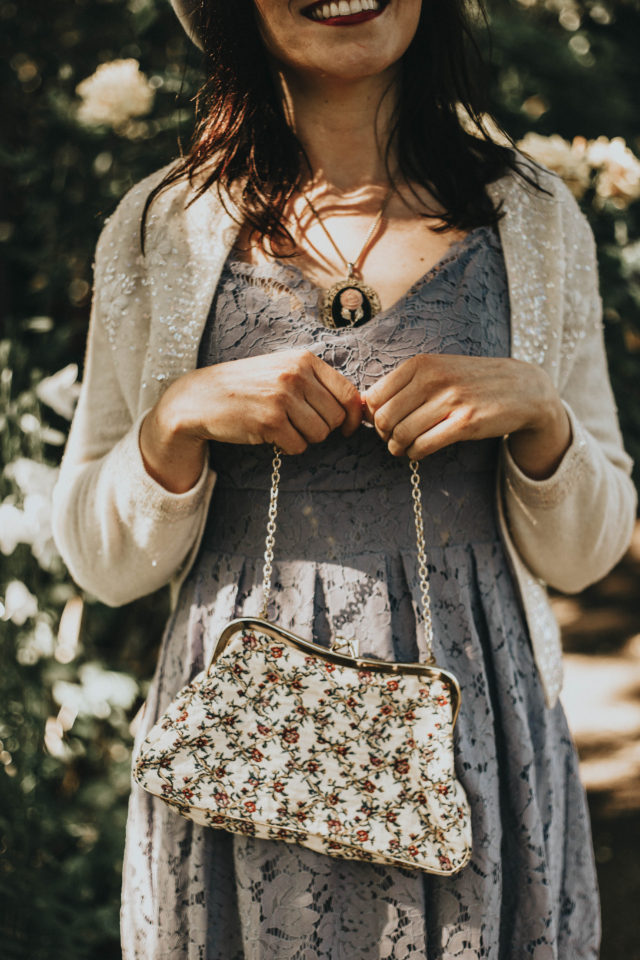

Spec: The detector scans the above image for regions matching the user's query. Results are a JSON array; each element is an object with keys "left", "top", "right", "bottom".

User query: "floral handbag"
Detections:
[{"left": 133, "top": 450, "right": 472, "bottom": 876}]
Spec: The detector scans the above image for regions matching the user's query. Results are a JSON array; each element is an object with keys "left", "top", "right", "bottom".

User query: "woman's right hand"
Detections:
[{"left": 139, "top": 350, "right": 363, "bottom": 493}]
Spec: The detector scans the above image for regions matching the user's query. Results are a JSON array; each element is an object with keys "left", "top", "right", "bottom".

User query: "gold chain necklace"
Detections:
[{"left": 303, "top": 188, "right": 393, "bottom": 329}]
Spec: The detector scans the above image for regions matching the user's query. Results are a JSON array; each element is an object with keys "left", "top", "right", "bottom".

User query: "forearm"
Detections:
[
  {"left": 139, "top": 393, "right": 208, "bottom": 495},
  {"left": 506, "top": 392, "right": 572, "bottom": 481}
]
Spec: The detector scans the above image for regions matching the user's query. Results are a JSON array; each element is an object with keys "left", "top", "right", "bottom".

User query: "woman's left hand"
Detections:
[{"left": 362, "top": 354, "right": 572, "bottom": 480}]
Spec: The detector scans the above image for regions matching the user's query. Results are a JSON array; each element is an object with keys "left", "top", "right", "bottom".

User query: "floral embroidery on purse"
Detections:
[{"left": 133, "top": 450, "right": 472, "bottom": 875}]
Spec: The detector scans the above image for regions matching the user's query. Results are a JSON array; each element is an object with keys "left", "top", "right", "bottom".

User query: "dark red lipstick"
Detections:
[{"left": 301, "top": 0, "right": 389, "bottom": 27}]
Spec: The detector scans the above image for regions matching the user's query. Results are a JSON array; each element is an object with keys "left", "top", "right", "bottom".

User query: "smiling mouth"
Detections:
[{"left": 301, "top": 0, "right": 389, "bottom": 26}]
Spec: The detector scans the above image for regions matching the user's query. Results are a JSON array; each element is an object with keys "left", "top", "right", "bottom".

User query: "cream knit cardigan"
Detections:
[{"left": 51, "top": 162, "right": 637, "bottom": 708}]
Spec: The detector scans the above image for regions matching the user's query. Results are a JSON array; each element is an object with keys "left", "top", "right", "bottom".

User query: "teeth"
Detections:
[{"left": 309, "top": 0, "right": 382, "bottom": 19}]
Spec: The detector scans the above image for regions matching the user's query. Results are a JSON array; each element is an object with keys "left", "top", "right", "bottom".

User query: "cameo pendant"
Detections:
[{"left": 319, "top": 272, "right": 382, "bottom": 329}]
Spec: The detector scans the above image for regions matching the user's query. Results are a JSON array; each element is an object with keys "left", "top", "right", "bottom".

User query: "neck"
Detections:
[{"left": 274, "top": 67, "right": 399, "bottom": 195}]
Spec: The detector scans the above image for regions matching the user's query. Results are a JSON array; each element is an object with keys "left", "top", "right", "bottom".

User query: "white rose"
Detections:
[
  {"left": 5, "top": 457, "right": 58, "bottom": 499},
  {"left": 3, "top": 459, "right": 59, "bottom": 568},
  {"left": 0, "top": 503, "right": 33, "bottom": 555},
  {"left": 36, "top": 364, "right": 80, "bottom": 421},
  {"left": 587, "top": 136, "right": 640, "bottom": 206},
  {"left": 16, "top": 619, "right": 56, "bottom": 666},
  {"left": 76, "top": 59, "right": 155, "bottom": 131},
  {"left": 52, "top": 664, "right": 138, "bottom": 720},
  {"left": 517, "top": 133, "right": 591, "bottom": 199},
  {"left": 23, "top": 493, "right": 57, "bottom": 570},
  {"left": 2, "top": 580, "right": 38, "bottom": 626}
]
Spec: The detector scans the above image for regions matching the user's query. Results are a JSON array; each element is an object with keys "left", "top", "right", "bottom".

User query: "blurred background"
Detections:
[{"left": 0, "top": 0, "right": 639, "bottom": 956}]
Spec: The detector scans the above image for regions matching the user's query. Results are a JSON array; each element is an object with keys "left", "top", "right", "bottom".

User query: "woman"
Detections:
[{"left": 52, "top": 0, "right": 636, "bottom": 957}]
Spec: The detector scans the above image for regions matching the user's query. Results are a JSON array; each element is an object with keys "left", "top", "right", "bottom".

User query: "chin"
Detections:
[
  {"left": 290, "top": 34, "right": 409, "bottom": 84},
  {"left": 257, "top": 0, "right": 420, "bottom": 85},
  {"left": 310, "top": 52, "right": 399, "bottom": 83}
]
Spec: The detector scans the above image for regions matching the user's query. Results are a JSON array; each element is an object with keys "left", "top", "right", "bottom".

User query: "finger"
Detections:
[
  {"left": 362, "top": 399, "right": 375, "bottom": 425},
  {"left": 302, "top": 377, "right": 348, "bottom": 433},
  {"left": 403, "top": 408, "right": 475, "bottom": 460},
  {"left": 362, "top": 356, "right": 419, "bottom": 416},
  {"left": 268, "top": 419, "right": 309, "bottom": 456},
  {"left": 373, "top": 387, "right": 426, "bottom": 441},
  {"left": 373, "top": 367, "right": 454, "bottom": 443},
  {"left": 339, "top": 395, "right": 364, "bottom": 437},
  {"left": 288, "top": 396, "right": 336, "bottom": 445},
  {"left": 386, "top": 401, "right": 450, "bottom": 456},
  {"left": 311, "top": 358, "right": 362, "bottom": 437}
]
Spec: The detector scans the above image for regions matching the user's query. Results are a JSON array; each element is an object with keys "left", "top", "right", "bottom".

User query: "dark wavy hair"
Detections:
[{"left": 140, "top": 0, "right": 538, "bottom": 255}]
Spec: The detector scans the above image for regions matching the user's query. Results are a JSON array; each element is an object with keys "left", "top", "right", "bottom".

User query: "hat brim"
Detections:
[{"left": 169, "top": 0, "right": 204, "bottom": 51}]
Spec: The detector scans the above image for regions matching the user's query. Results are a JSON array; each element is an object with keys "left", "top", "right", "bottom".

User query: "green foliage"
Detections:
[
  {"left": 0, "top": 339, "right": 169, "bottom": 958},
  {"left": 1, "top": 1, "right": 183, "bottom": 952},
  {"left": 0, "top": 0, "right": 638, "bottom": 957}
]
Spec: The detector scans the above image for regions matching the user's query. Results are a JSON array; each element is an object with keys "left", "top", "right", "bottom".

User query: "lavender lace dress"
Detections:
[{"left": 121, "top": 226, "right": 600, "bottom": 959}]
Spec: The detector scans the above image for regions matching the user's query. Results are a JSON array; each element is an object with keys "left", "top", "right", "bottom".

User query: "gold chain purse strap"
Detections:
[{"left": 259, "top": 446, "right": 436, "bottom": 665}]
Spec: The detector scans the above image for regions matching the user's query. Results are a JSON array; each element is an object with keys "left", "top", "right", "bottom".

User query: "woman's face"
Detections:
[{"left": 252, "top": 0, "right": 422, "bottom": 84}]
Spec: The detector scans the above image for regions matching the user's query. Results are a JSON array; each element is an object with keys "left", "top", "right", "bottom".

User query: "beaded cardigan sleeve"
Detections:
[
  {"left": 497, "top": 176, "right": 637, "bottom": 594},
  {"left": 51, "top": 186, "right": 217, "bottom": 607}
]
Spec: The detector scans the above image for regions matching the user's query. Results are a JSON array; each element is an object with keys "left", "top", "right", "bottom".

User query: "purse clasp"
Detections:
[{"left": 330, "top": 635, "right": 359, "bottom": 658}]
